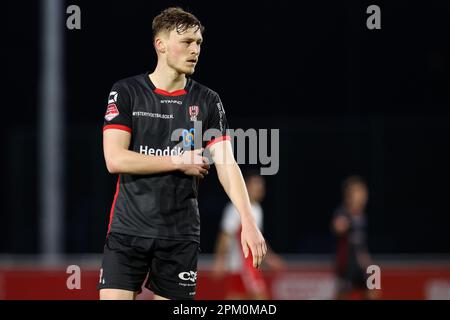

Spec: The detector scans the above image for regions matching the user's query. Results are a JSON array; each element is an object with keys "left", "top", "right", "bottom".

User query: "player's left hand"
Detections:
[{"left": 241, "top": 219, "right": 267, "bottom": 268}]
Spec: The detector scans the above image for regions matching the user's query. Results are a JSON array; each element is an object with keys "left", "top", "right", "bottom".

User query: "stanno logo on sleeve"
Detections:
[
  {"left": 189, "top": 105, "right": 199, "bottom": 121},
  {"left": 105, "top": 103, "right": 119, "bottom": 121},
  {"left": 108, "top": 91, "right": 118, "bottom": 104}
]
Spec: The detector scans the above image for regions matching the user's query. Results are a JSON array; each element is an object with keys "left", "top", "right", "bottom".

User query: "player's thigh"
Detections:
[
  {"left": 146, "top": 240, "right": 200, "bottom": 300},
  {"left": 153, "top": 294, "right": 169, "bottom": 300},
  {"left": 99, "top": 288, "right": 137, "bottom": 300},
  {"left": 98, "top": 232, "right": 151, "bottom": 294}
]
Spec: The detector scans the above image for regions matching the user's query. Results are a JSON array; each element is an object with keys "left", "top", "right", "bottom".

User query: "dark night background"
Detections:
[{"left": 3, "top": 0, "right": 449, "bottom": 256}]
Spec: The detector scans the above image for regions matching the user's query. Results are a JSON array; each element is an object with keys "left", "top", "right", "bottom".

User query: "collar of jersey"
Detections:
[{"left": 145, "top": 72, "right": 189, "bottom": 97}]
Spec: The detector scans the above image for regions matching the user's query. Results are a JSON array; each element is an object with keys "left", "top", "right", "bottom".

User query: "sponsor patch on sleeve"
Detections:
[{"left": 105, "top": 103, "right": 119, "bottom": 121}]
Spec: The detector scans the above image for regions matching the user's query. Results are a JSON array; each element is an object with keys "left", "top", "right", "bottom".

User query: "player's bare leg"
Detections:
[
  {"left": 225, "top": 292, "right": 246, "bottom": 300},
  {"left": 154, "top": 294, "right": 170, "bottom": 300},
  {"left": 249, "top": 292, "right": 268, "bottom": 300},
  {"left": 99, "top": 288, "right": 137, "bottom": 300},
  {"left": 364, "top": 289, "right": 380, "bottom": 300}
]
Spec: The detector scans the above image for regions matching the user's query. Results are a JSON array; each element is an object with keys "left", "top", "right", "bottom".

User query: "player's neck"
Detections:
[{"left": 149, "top": 64, "right": 187, "bottom": 92}]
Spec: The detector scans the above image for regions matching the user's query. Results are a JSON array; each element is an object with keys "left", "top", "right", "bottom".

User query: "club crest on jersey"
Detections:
[
  {"left": 189, "top": 105, "right": 199, "bottom": 121},
  {"left": 105, "top": 103, "right": 119, "bottom": 121}
]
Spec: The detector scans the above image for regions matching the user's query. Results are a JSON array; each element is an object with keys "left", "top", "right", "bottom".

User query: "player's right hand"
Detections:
[
  {"left": 333, "top": 215, "right": 350, "bottom": 234},
  {"left": 173, "top": 148, "right": 210, "bottom": 178}
]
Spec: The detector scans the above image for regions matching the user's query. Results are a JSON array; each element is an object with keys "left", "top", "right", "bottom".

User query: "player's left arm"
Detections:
[{"left": 209, "top": 140, "right": 267, "bottom": 268}]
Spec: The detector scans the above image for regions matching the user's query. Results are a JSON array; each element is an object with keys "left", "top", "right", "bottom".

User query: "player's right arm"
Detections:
[
  {"left": 103, "top": 129, "right": 209, "bottom": 176},
  {"left": 212, "top": 204, "right": 237, "bottom": 277},
  {"left": 211, "top": 231, "right": 231, "bottom": 277},
  {"left": 103, "top": 82, "right": 209, "bottom": 176}
]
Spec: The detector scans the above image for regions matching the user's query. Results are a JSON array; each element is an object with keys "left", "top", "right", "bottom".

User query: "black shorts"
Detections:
[{"left": 97, "top": 232, "right": 200, "bottom": 300}]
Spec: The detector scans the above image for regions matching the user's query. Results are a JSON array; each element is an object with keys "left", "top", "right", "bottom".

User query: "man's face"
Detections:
[
  {"left": 345, "top": 183, "right": 368, "bottom": 212},
  {"left": 162, "top": 27, "right": 203, "bottom": 75},
  {"left": 247, "top": 176, "right": 266, "bottom": 203}
]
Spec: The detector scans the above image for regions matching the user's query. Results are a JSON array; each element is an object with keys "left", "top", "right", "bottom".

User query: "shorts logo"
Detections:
[
  {"left": 105, "top": 103, "right": 119, "bottom": 121},
  {"left": 189, "top": 105, "right": 199, "bottom": 121},
  {"left": 178, "top": 271, "right": 197, "bottom": 282},
  {"left": 108, "top": 91, "right": 118, "bottom": 104}
]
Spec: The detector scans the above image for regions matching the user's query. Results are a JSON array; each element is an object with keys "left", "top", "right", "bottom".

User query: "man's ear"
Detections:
[{"left": 154, "top": 37, "right": 166, "bottom": 54}]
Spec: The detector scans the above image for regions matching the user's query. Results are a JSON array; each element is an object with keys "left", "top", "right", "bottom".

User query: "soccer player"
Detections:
[
  {"left": 212, "top": 171, "right": 285, "bottom": 300},
  {"left": 98, "top": 7, "right": 267, "bottom": 300},
  {"left": 332, "top": 176, "right": 378, "bottom": 300}
]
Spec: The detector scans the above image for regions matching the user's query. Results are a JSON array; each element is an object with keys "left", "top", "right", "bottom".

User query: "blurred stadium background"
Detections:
[{"left": 2, "top": 0, "right": 450, "bottom": 299}]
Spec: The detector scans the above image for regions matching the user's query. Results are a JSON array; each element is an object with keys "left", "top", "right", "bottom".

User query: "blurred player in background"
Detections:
[
  {"left": 332, "top": 176, "right": 378, "bottom": 300},
  {"left": 212, "top": 171, "right": 285, "bottom": 299}
]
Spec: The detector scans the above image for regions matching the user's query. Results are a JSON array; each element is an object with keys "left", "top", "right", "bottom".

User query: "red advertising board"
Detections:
[{"left": 1, "top": 264, "right": 449, "bottom": 300}]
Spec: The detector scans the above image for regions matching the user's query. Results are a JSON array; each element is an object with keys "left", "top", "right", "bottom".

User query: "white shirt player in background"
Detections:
[{"left": 212, "top": 172, "right": 286, "bottom": 300}]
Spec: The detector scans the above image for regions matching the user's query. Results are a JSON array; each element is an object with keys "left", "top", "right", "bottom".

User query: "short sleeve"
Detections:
[
  {"left": 205, "top": 93, "right": 230, "bottom": 148},
  {"left": 103, "top": 82, "right": 132, "bottom": 133},
  {"left": 221, "top": 203, "right": 241, "bottom": 235}
]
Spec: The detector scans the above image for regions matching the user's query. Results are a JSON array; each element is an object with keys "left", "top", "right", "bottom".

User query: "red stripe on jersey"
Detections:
[
  {"left": 154, "top": 88, "right": 187, "bottom": 96},
  {"left": 103, "top": 124, "right": 132, "bottom": 133},
  {"left": 206, "top": 135, "right": 231, "bottom": 148},
  {"left": 107, "top": 176, "right": 120, "bottom": 233}
]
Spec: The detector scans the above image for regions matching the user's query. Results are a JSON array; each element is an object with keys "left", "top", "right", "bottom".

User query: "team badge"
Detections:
[{"left": 189, "top": 105, "right": 199, "bottom": 121}]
